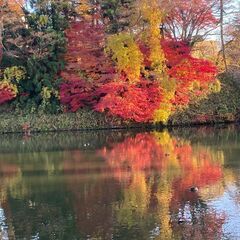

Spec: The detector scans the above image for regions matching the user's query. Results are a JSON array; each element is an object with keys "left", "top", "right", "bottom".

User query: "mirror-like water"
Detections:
[{"left": 0, "top": 125, "right": 240, "bottom": 239}]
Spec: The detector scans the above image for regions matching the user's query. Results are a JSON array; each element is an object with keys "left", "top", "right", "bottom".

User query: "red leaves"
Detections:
[
  {"left": 168, "top": 56, "right": 218, "bottom": 106},
  {"left": 60, "top": 17, "right": 219, "bottom": 123},
  {"left": 169, "top": 57, "right": 218, "bottom": 86},
  {"left": 162, "top": 40, "right": 191, "bottom": 67},
  {"left": 60, "top": 80, "right": 96, "bottom": 112},
  {"left": 165, "top": 0, "right": 218, "bottom": 42},
  {"left": 62, "top": 21, "right": 115, "bottom": 83},
  {"left": 0, "top": 84, "right": 16, "bottom": 105},
  {"left": 60, "top": 20, "right": 116, "bottom": 112},
  {"left": 94, "top": 81, "right": 162, "bottom": 122}
]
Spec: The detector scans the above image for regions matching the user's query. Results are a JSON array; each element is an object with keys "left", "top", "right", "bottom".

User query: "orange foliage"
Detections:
[{"left": 94, "top": 81, "right": 162, "bottom": 122}]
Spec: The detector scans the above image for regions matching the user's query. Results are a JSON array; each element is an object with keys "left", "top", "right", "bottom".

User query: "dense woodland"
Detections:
[{"left": 0, "top": 0, "right": 239, "bottom": 124}]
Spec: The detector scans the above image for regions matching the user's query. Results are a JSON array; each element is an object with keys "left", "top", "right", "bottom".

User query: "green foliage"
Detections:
[
  {"left": 0, "top": 108, "right": 125, "bottom": 134},
  {"left": 1, "top": 0, "right": 73, "bottom": 113},
  {"left": 169, "top": 74, "right": 240, "bottom": 125},
  {"left": 101, "top": 0, "right": 135, "bottom": 33}
]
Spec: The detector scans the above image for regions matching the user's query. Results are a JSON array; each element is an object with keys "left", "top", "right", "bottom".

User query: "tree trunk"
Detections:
[{"left": 220, "top": 0, "right": 228, "bottom": 71}]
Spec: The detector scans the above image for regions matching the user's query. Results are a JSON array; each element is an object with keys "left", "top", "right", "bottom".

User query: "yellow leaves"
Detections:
[
  {"left": 0, "top": 80, "right": 18, "bottom": 95},
  {"left": 76, "top": 1, "right": 90, "bottom": 14},
  {"left": 0, "top": 66, "right": 25, "bottom": 96},
  {"left": 3, "top": 66, "right": 26, "bottom": 82},
  {"left": 140, "top": 0, "right": 163, "bottom": 28},
  {"left": 41, "top": 87, "right": 52, "bottom": 100},
  {"left": 154, "top": 77, "right": 176, "bottom": 123},
  {"left": 38, "top": 15, "right": 48, "bottom": 26},
  {"left": 190, "top": 81, "right": 201, "bottom": 90},
  {"left": 140, "top": 0, "right": 166, "bottom": 75},
  {"left": 154, "top": 104, "right": 172, "bottom": 124},
  {"left": 41, "top": 87, "right": 58, "bottom": 100},
  {"left": 106, "top": 33, "right": 143, "bottom": 83},
  {"left": 210, "top": 79, "right": 221, "bottom": 93}
]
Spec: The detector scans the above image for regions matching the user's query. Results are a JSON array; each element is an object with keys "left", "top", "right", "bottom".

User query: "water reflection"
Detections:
[{"left": 0, "top": 126, "right": 239, "bottom": 239}]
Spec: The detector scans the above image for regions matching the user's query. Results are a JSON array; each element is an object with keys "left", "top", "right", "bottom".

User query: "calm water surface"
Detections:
[{"left": 0, "top": 126, "right": 240, "bottom": 239}]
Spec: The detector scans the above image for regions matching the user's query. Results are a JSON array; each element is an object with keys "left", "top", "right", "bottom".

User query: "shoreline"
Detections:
[
  {"left": 0, "top": 73, "right": 239, "bottom": 134},
  {"left": 0, "top": 109, "right": 238, "bottom": 135}
]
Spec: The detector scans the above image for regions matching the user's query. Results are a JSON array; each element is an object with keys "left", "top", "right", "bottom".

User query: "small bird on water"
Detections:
[{"left": 190, "top": 186, "right": 199, "bottom": 192}]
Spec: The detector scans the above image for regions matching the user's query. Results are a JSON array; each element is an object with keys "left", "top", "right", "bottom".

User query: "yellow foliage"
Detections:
[
  {"left": 3, "top": 66, "right": 26, "bottom": 82},
  {"left": 140, "top": 0, "right": 175, "bottom": 123},
  {"left": 75, "top": 0, "right": 91, "bottom": 16},
  {"left": 0, "top": 66, "right": 26, "bottom": 100},
  {"left": 154, "top": 104, "right": 172, "bottom": 124},
  {"left": 0, "top": 80, "right": 18, "bottom": 96},
  {"left": 209, "top": 79, "right": 221, "bottom": 93},
  {"left": 156, "top": 175, "right": 173, "bottom": 240},
  {"left": 41, "top": 87, "right": 58, "bottom": 100},
  {"left": 38, "top": 15, "right": 48, "bottom": 26},
  {"left": 154, "top": 78, "right": 176, "bottom": 123},
  {"left": 140, "top": 0, "right": 166, "bottom": 74},
  {"left": 41, "top": 87, "right": 52, "bottom": 100},
  {"left": 106, "top": 33, "right": 143, "bottom": 83}
]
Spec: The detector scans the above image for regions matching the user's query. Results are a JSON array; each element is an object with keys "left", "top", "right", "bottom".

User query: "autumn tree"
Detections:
[
  {"left": 0, "top": 0, "right": 24, "bottom": 63},
  {"left": 163, "top": 0, "right": 218, "bottom": 44},
  {"left": 225, "top": 10, "right": 240, "bottom": 70}
]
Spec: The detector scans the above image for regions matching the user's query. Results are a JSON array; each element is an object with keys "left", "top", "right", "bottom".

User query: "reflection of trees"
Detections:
[
  {"left": 0, "top": 128, "right": 238, "bottom": 239},
  {"left": 97, "top": 130, "right": 226, "bottom": 239},
  {"left": 63, "top": 150, "right": 121, "bottom": 239},
  {"left": 0, "top": 151, "right": 80, "bottom": 239}
]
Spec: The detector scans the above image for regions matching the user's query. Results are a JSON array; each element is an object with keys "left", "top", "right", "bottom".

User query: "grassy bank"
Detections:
[
  {"left": 169, "top": 73, "right": 240, "bottom": 125},
  {"left": 0, "top": 74, "right": 239, "bottom": 134}
]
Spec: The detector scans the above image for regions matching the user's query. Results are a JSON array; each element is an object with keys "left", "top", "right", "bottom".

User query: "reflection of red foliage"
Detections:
[
  {"left": 99, "top": 132, "right": 222, "bottom": 196},
  {"left": 171, "top": 146, "right": 222, "bottom": 207},
  {"left": 63, "top": 151, "right": 121, "bottom": 238},
  {"left": 0, "top": 163, "right": 19, "bottom": 176},
  {"left": 98, "top": 133, "right": 169, "bottom": 180},
  {"left": 63, "top": 131, "right": 225, "bottom": 239}
]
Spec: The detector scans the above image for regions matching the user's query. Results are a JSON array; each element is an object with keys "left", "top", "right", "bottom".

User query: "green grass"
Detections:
[{"left": 169, "top": 73, "right": 240, "bottom": 125}]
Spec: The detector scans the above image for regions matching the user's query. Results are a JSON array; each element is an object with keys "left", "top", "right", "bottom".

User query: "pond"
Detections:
[{"left": 0, "top": 125, "right": 240, "bottom": 239}]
